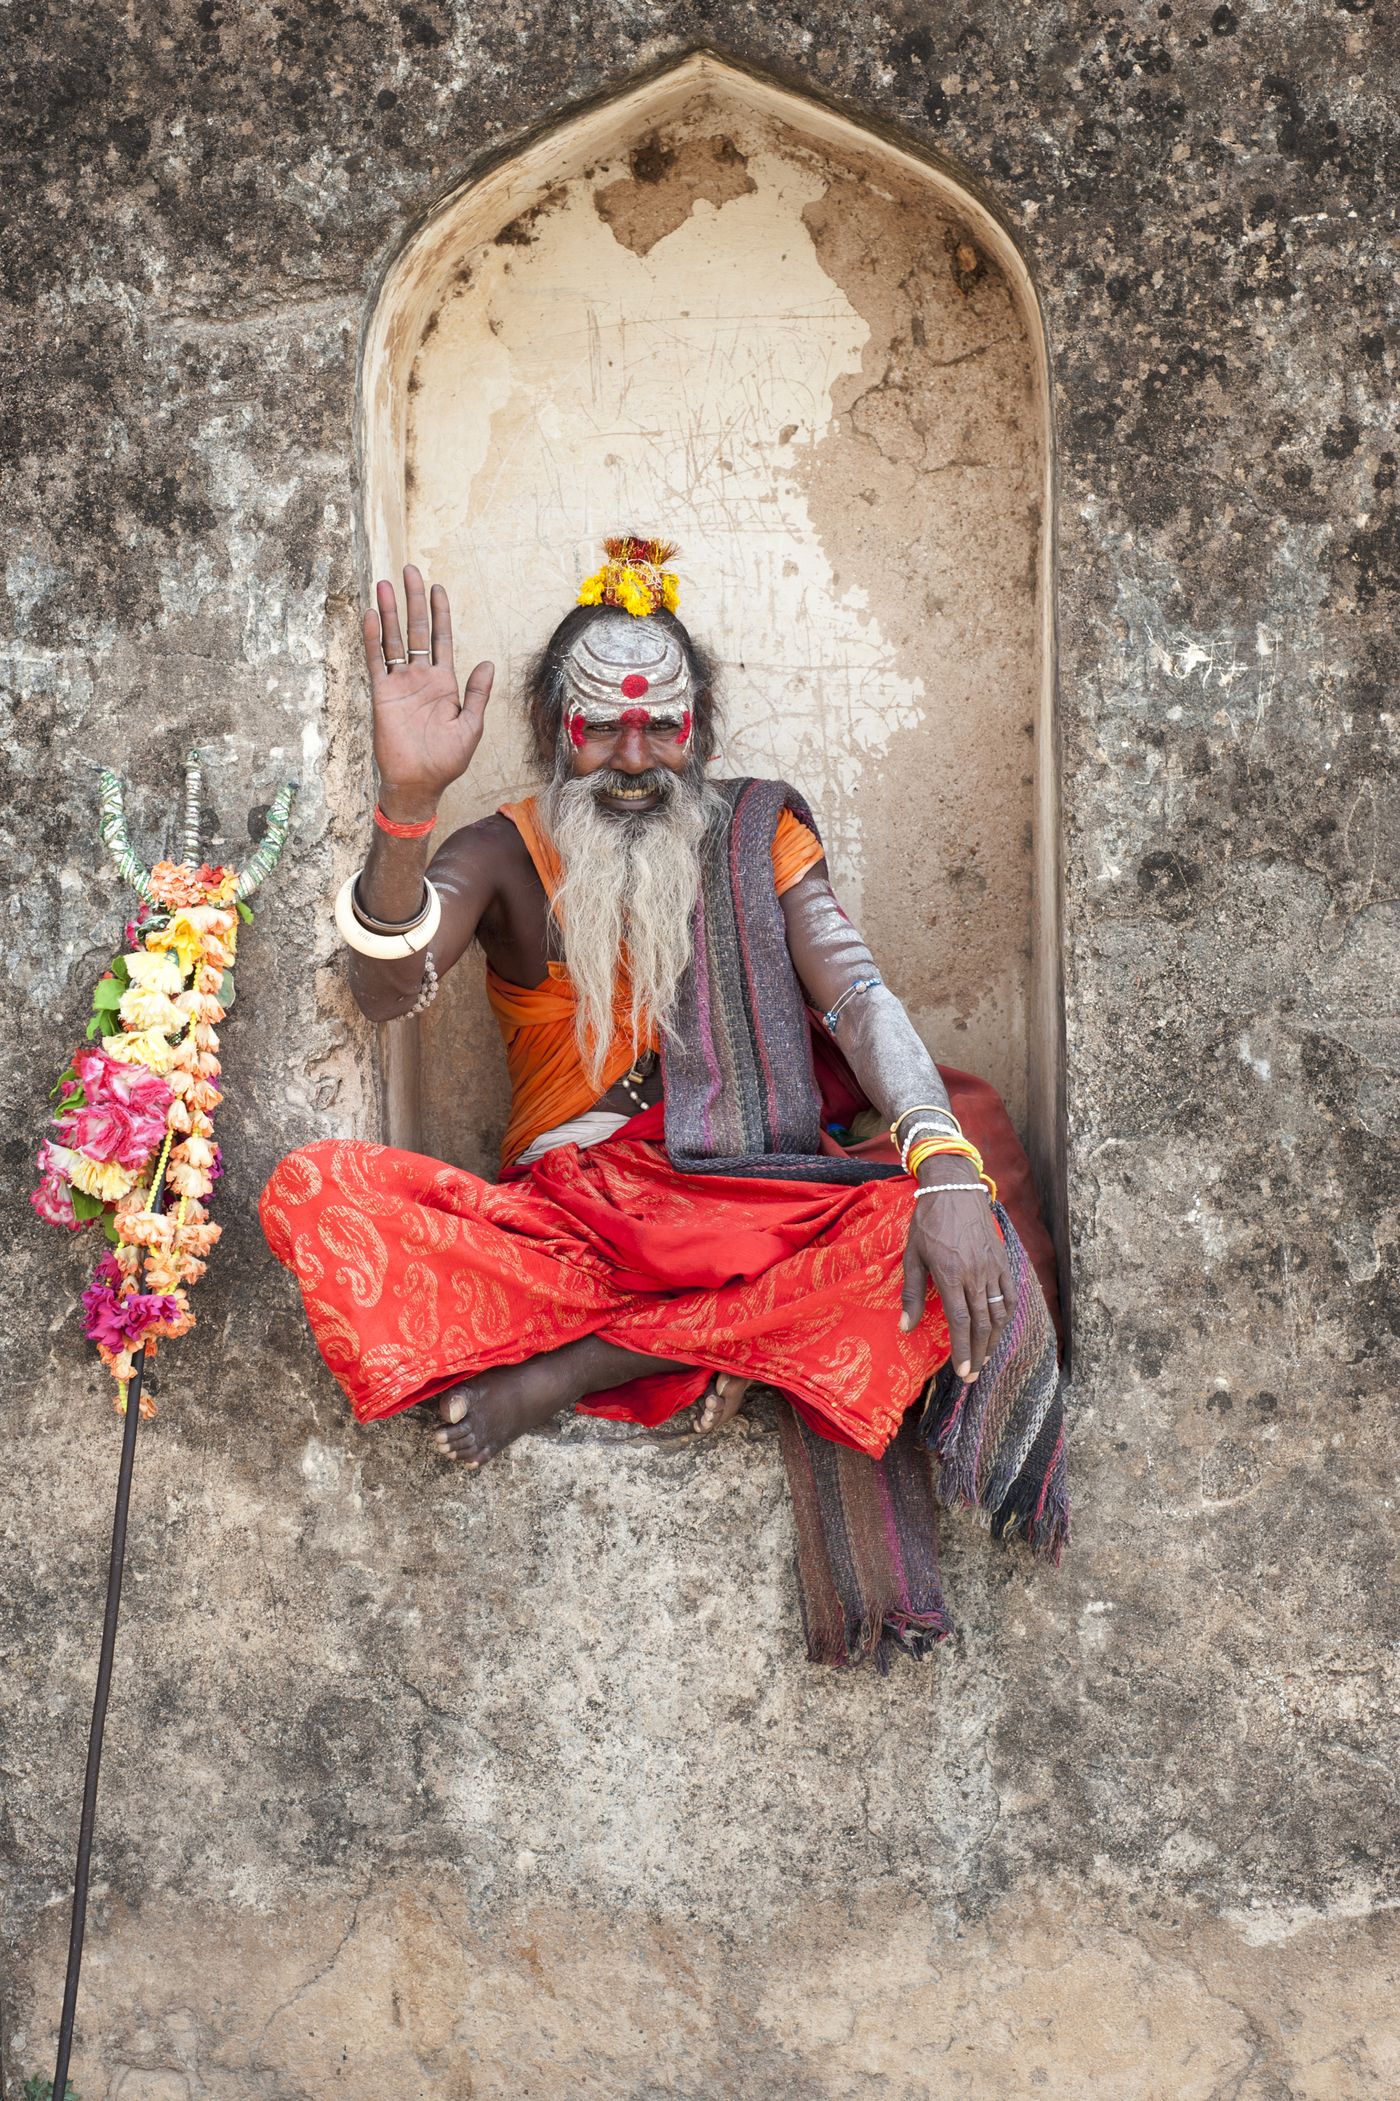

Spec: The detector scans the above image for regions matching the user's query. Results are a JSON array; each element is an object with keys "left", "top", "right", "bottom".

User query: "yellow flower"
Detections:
[
  {"left": 123, "top": 949, "right": 185, "bottom": 994},
  {"left": 617, "top": 567, "right": 654, "bottom": 616},
  {"left": 49, "top": 1145, "right": 138, "bottom": 1202},
  {"left": 661, "top": 571, "right": 680, "bottom": 612},
  {"left": 576, "top": 570, "right": 606, "bottom": 606},
  {"left": 118, "top": 986, "right": 187, "bottom": 1033},
  {"left": 106, "top": 1027, "right": 178, "bottom": 1074},
  {"left": 147, "top": 912, "right": 204, "bottom": 977}
]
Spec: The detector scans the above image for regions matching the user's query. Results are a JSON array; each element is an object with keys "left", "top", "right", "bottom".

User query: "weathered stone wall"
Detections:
[{"left": 3, "top": 5, "right": 1396, "bottom": 2098}]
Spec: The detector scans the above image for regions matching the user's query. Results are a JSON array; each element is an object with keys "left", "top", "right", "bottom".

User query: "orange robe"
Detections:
[{"left": 261, "top": 800, "right": 1056, "bottom": 1453}]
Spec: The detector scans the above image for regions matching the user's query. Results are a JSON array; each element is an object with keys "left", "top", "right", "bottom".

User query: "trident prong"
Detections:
[{"left": 97, "top": 757, "right": 298, "bottom": 903}]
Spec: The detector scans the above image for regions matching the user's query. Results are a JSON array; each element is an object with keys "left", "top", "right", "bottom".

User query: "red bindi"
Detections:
[
  {"left": 618, "top": 706, "right": 651, "bottom": 729},
  {"left": 620, "top": 673, "right": 650, "bottom": 698}
]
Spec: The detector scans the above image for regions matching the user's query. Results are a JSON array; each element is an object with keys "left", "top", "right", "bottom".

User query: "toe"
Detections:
[{"left": 439, "top": 1386, "right": 470, "bottom": 1425}]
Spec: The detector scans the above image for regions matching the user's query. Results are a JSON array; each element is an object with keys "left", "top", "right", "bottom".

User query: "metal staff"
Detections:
[{"left": 51, "top": 755, "right": 296, "bottom": 2093}]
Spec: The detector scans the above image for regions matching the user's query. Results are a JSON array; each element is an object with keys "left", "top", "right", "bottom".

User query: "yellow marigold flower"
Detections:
[
  {"left": 577, "top": 570, "right": 606, "bottom": 606},
  {"left": 118, "top": 985, "right": 186, "bottom": 1034},
  {"left": 123, "top": 949, "right": 185, "bottom": 994},
  {"left": 661, "top": 572, "right": 679, "bottom": 612},
  {"left": 617, "top": 568, "right": 654, "bottom": 616},
  {"left": 106, "top": 1027, "right": 177, "bottom": 1074}
]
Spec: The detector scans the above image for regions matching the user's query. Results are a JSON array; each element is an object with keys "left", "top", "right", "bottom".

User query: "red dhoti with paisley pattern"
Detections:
[{"left": 258, "top": 1104, "right": 953, "bottom": 1458}]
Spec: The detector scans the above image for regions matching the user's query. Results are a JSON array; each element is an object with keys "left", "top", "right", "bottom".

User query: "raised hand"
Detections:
[{"left": 362, "top": 565, "right": 494, "bottom": 817}]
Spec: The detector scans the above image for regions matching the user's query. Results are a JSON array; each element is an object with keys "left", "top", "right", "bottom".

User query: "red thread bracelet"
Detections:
[{"left": 374, "top": 803, "right": 437, "bottom": 840}]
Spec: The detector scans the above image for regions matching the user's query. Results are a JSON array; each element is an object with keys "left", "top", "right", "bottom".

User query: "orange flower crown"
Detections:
[{"left": 577, "top": 535, "right": 681, "bottom": 618}]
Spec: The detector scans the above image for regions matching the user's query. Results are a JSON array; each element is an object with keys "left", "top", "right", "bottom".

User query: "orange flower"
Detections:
[
  {"left": 164, "top": 1159, "right": 212, "bottom": 1200},
  {"left": 117, "top": 1211, "right": 175, "bottom": 1248},
  {"left": 148, "top": 860, "right": 206, "bottom": 910},
  {"left": 172, "top": 1134, "right": 216, "bottom": 1169},
  {"left": 178, "top": 1220, "right": 222, "bottom": 1256}
]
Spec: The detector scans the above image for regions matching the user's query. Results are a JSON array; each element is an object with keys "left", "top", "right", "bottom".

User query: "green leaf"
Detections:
[
  {"left": 236, "top": 900, "right": 254, "bottom": 924},
  {"left": 219, "top": 971, "right": 235, "bottom": 1007},
  {"left": 50, "top": 1066, "right": 79, "bottom": 1099},
  {"left": 97, "top": 1009, "right": 122, "bottom": 1037},
  {"left": 102, "top": 1212, "right": 122, "bottom": 1247},
  {"left": 85, "top": 1016, "right": 102, "bottom": 1041},
  {"left": 109, "top": 953, "right": 130, "bottom": 985},
  {"left": 92, "top": 977, "right": 125, "bottom": 1010},
  {"left": 70, "top": 1189, "right": 105, "bottom": 1221}
]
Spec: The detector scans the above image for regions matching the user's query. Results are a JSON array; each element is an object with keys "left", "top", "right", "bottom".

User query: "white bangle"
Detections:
[
  {"left": 913, "top": 1181, "right": 986, "bottom": 1198},
  {"left": 335, "top": 873, "right": 442, "bottom": 958}
]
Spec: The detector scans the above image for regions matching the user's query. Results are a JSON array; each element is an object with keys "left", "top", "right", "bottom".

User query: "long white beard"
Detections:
[{"left": 542, "top": 764, "right": 722, "bottom": 1089}]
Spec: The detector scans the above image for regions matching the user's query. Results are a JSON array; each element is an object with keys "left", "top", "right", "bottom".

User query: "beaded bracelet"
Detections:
[
  {"left": 913, "top": 1181, "right": 986, "bottom": 1199},
  {"left": 891, "top": 1103, "right": 962, "bottom": 1144},
  {"left": 407, "top": 951, "right": 439, "bottom": 1017}
]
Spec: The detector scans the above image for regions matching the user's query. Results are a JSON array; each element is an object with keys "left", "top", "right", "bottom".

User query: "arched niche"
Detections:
[{"left": 357, "top": 53, "right": 1066, "bottom": 1278}]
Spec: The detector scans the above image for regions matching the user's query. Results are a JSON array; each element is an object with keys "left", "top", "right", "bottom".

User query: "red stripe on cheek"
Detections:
[
  {"left": 567, "top": 710, "right": 586, "bottom": 749},
  {"left": 679, "top": 708, "right": 692, "bottom": 744}
]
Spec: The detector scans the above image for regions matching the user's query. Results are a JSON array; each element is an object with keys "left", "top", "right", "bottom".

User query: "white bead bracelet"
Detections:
[
  {"left": 913, "top": 1181, "right": 987, "bottom": 1198},
  {"left": 334, "top": 872, "right": 442, "bottom": 958}
]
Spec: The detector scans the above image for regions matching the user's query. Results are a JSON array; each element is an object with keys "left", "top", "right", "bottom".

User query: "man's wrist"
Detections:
[
  {"left": 376, "top": 785, "right": 441, "bottom": 826},
  {"left": 914, "top": 1153, "right": 985, "bottom": 1190}
]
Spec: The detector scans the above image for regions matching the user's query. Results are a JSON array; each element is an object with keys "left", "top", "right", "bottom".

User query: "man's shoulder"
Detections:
[{"left": 431, "top": 808, "right": 536, "bottom": 879}]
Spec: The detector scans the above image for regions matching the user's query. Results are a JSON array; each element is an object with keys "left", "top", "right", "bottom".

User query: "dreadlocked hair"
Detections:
[{"left": 521, "top": 604, "right": 721, "bottom": 772}]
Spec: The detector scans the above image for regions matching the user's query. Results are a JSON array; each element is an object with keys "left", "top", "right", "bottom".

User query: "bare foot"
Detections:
[
  {"left": 434, "top": 1359, "right": 571, "bottom": 1468},
  {"left": 695, "top": 1372, "right": 751, "bottom": 1435},
  {"left": 433, "top": 1334, "right": 693, "bottom": 1470}
]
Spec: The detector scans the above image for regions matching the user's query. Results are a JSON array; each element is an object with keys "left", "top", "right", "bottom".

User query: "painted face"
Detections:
[{"left": 561, "top": 612, "right": 694, "bottom": 756}]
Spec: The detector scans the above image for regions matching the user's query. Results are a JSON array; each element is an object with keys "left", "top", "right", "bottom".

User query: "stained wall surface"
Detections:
[
  {"left": 2, "top": 7, "right": 1397, "bottom": 2101},
  {"left": 384, "top": 80, "right": 1045, "bottom": 1165}
]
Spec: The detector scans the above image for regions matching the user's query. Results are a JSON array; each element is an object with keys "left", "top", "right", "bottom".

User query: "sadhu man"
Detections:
[{"left": 261, "top": 540, "right": 1063, "bottom": 1517}]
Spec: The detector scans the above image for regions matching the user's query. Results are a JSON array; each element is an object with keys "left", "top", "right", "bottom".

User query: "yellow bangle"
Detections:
[{"left": 907, "top": 1138, "right": 983, "bottom": 1178}]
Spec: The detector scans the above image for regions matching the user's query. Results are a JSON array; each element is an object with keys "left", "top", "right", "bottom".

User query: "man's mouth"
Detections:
[{"left": 594, "top": 771, "right": 668, "bottom": 810}]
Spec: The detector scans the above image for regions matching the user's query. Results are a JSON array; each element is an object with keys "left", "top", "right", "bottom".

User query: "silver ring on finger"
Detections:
[
  {"left": 987, "top": 1292, "right": 1005, "bottom": 1303},
  {"left": 407, "top": 647, "right": 431, "bottom": 657},
  {"left": 383, "top": 654, "right": 409, "bottom": 666}
]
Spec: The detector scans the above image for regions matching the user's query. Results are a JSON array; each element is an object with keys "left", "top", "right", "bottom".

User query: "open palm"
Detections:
[{"left": 363, "top": 564, "right": 494, "bottom": 812}]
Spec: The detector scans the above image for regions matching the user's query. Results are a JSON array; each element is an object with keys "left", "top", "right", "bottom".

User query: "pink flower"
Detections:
[
  {"left": 71, "top": 1048, "right": 174, "bottom": 1120},
  {"left": 54, "top": 1097, "right": 167, "bottom": 1172},
  {"left": 31, "top": 1150, "right": 81, "bottom": 1230},
  {"left": 81, "top": 1269, "right": 182, "bottom": 1351}
]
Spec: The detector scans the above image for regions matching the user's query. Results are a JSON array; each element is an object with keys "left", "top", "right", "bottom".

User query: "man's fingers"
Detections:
[
  {"left": 403, "top": 564, "right": 431, "bottom": 655},
  {"left": 375, "top": 578, "right": 406, "bottom": 664},
  {"left": 991, "top": 1260, "right": 1016, "bottom": 1341},
  {"left": 945, "top": 1296, "right": 973, "bottom": 1379},
  {"left": 966, "top": 1287, "right": 993, "bottom": 1380},
  {"left": 460, "top": 658, "right": 495, "bottom": 731},
  {"left": 362, "top": 608, "right": 385, "bottom": 687},
  {"left": 430, "top": 581, "right": 454, "bottom": 669},
  {"left": 899, "top": 1242, "right": 929, "bottom": 1335}
]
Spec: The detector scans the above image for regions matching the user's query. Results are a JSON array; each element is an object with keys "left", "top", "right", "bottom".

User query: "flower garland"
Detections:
[{"left": 32, "top": 753, "right": 294, "bottom": 1416}]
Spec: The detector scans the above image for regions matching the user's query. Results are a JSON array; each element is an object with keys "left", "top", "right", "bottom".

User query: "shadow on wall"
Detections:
[{"left": 356, "top": 51, "right": 1066, "bottom": 1306}]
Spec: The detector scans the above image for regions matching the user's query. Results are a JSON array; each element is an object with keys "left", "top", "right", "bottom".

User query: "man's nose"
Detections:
[{"left": 611, "top": 727, "right": 653, "bottom": 773}]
